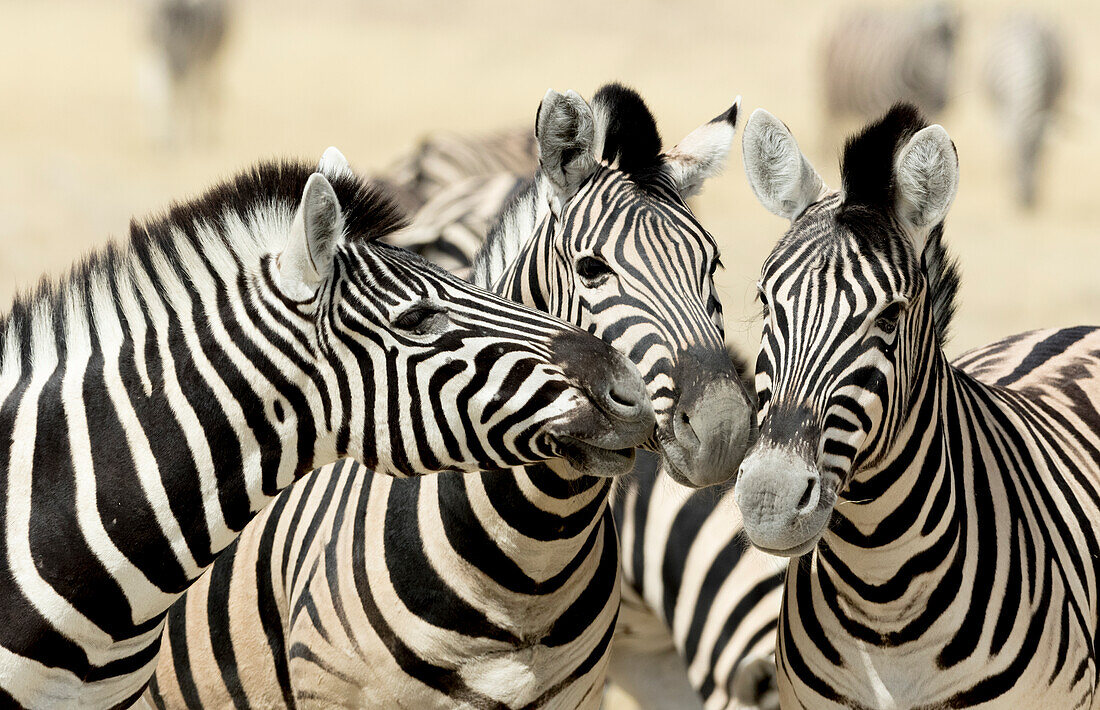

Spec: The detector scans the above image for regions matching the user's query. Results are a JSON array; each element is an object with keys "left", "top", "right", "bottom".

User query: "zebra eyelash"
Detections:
[{"left": 755, "top": 282, "right": 770, "bottom": 319}]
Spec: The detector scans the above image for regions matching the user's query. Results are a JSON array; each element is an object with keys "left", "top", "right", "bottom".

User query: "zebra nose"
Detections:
[
  {"left": 734, "top": 445, "right": 831, "bottom": 557},
  {"left": 663, "top": 376, "right": 756, "bottom": 488},
  {"left": 548, "top": 329, "right": 655, "bottom": 433},
  {"left": 597, "top": 372, "right": 650, "bottom": 422}
]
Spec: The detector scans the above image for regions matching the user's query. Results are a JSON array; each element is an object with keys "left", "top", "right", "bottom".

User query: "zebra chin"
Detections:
[{"left": 733, "top": 444, "right": 839, "bottom": 557}]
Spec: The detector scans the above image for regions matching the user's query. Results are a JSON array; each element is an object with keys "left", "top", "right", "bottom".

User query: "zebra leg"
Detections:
[{"left": 730, "top": 653, "right": 779, "bottom": 710}]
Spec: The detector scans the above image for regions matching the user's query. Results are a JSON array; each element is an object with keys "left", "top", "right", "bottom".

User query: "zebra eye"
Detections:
[
  {"left": 875, "top": 302, "right": 904, "bottom": 334},
  {"left": 576, "top": 255, "right": 614, "bottom": 285},
  {"left": 393, "top": 304, "right": 445, "bottom": 333}
]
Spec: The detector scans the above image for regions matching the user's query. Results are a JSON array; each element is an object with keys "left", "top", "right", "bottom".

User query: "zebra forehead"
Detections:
[{"left": 770, "top": 196, "right": 919, "bottom": 285}]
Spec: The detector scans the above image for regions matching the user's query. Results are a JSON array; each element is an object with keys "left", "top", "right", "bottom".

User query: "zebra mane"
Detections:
[
  {"left": 0, "top": 161, "right": 405, "bottom": 348},
  {"left": 591, "top": 83, "right": 664, "bottom": 179},
  {"left": 133, "top": 160, "right": 406, "bottom": 249},
  {"left": 921, "top": 222, "right": 960, "bottom": 345},
  {"left": 837, "top": 102, "right": 926, "bottom": 234},
  {"left": 837, "top": 104, "right": 959, "bottom": 344},
  {"left": 470, "top": 176, "right": 541, "bottom": 289}
]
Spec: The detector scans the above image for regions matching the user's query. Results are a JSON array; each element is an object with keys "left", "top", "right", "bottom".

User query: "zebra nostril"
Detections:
[
  {"left": 608, "top": 384, "right": 635, "bottom": 410},
  {"left": 797, "top": 477, "right": 817, "bottom": 512}
]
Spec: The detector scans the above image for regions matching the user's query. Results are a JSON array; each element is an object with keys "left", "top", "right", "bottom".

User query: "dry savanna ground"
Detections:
[{"left": 0, "top": 0, "right": 1097, "bottom": 708}]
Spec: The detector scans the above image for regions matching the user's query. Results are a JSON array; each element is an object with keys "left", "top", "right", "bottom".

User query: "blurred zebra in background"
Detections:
[
  {"left": 387, "top": 173, "right": 528, "bottom": 280},
  {"left": 142, "top": 0, "right": 232, "bottom": 147},
  {"left": 821, "top": 2, "right": 957, "bottom": 142},
  {"left": 377, "top": 127, "right": 537, "bottom": 213},
  {"left": 984, "top": 14, "right": 1066, "bottom": 208}
]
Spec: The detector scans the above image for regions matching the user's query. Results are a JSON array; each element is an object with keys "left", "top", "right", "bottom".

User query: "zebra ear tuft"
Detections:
[
  {"left": 535, "top": 89, "right": 598, "bottom": 216},
  {"left": 318, "top": 146, "right": 353, "bottom": 179},
  {"left": 893, "top": 124, "right": 958, "bottom": 244},
  {"left": 742, "top": 109, "right": 825, "bottom": 221},
  {"left": 663, "top": 96, "right": 741, "bottom": 198},
  {"left": 279, "top": 173, "right": 346, "bottom": 298}
]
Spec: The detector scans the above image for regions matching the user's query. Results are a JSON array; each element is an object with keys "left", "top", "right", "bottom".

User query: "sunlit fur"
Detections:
[
  {"left": 145, "top": 84, "right": 751, "bottom": 710},
  {"left": 750, "top": 108, "right": 1100, "bottom": 708},
  {"left": 0, "top": 161, "right": 642, "bottom": 709}
]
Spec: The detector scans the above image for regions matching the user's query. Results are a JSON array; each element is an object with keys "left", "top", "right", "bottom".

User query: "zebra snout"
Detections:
[
  {"left": 548, "top": 329, "right": 655, "bottom": 447},
  {"left": 661, "top": 375, "right": 757, "bottom": 489},
  {"left": 734, "top": 445, "right": 833, "bottom": 557},
  {"left": 597, "top": 372, "right": 651, "bottom": 424}
]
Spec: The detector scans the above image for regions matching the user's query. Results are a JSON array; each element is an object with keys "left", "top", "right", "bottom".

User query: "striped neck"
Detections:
[
  {"left": 814, "top": 345, "right": 973, "bottom": 622},
  {"left": 0, "top": 209, "right": 340, "bottom": 615}
]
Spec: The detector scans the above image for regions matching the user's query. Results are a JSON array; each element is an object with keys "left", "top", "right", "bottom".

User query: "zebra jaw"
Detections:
[{"left": 550, "top": 435, "right": 637, "bottom": 477}]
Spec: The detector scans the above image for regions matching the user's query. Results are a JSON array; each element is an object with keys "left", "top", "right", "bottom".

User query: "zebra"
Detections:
[
  {"left": 324, "top": 106, "right": 787, "bottom": 710},
  {"left": 377, "top": 126, "right": 538, "bottom": 213},
  {"left": 734, "top": 102, "right": 1100, "bottom": 708},
  {"left": 387, "top": 172, "right": 528, "bottom": 280},
  {"left": 821, "top": 2, "right": 957, "bottom": 139},
  {"left": 142, "top": 82, "right": 756, "bottom": 709},
  {"left": 608, "top": 453, "right": 786, "bottom": 710},
  {"left": 0, "top": 147, "right": 658, "bottom": 709},
  {"left": 143, "top": 0, "right": 232, "bottom": 146},
  {"left": 983, "top": 13, "right": 1066, "bottom": 208}
]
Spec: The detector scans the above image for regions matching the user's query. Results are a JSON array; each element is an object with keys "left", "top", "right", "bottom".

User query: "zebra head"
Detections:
[
  {"left": 473, "top": 84, "right": 756, "bottom": 488},
  {"left": 275, "top": 150, "right": 654, "bottom": 480},
  {"left": 734, "top": 104, "right": 959, "bottom": 556}
]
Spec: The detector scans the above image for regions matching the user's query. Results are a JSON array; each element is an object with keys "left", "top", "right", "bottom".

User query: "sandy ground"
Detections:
[
  {"left": 0, "top": 2, "right": 1096, "bottom": 704},
  {"left": 2, "top": 0, "right": 1098, "bottom": 362}
]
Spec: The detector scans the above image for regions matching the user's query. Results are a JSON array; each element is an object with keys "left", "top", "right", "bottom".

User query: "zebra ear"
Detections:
[
  {"left": 742, "top": 108, "right": 825, "bottom": 221},
  {"left": 279, "top": 173, "right": 346, "bottom": 298},
  {"left": 535, "top": 89, "right": 598, "bottom": 216},
  {"left": 893, "top": 124, "right": 958, "bottom": 243},
  {"left": 318, "top": 146, "right": 353, "bottom": 179},
  {"left": 663, "top": 96, "right": 741, "bottom": 198}
]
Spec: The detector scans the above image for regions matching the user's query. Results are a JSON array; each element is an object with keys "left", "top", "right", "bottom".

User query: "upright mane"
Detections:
[
  {"left": 591, "top": 83, "right": 664, "bottom": 178},
  {"left": 0, "top": 161, "right": 405, "bottom": 354},
  {"left": 837, "top": 103, "right": 960, "bottom": 344}
]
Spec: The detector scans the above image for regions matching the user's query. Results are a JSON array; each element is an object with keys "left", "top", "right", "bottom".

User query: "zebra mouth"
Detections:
[
  {"left": 750, "top": 538, "right": 820, "bottom": 558},
  {"left": 552, "top": 436, "right": 636, "bottom": 476}
]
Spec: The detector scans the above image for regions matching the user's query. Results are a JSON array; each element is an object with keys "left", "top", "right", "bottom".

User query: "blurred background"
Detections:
[{"left": 0, "top": 0, "right": 1096, "bottom": 362}]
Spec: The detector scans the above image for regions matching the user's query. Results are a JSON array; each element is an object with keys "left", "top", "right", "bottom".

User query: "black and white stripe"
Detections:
[
  {"left": 609, "top": 456, "right": 785, "bottom": 710},
  {"left": 983, "top": 13, "right": 1066, "bottom": 207},
  {"left": 0, "top": 153, "right": 654, "bottom": 709},
  {"left": 736, "top": 104, "right": 1100, "bottom": 708},
  {"left": 144, "top": 83, "right": 756, "bottom": 709}
]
